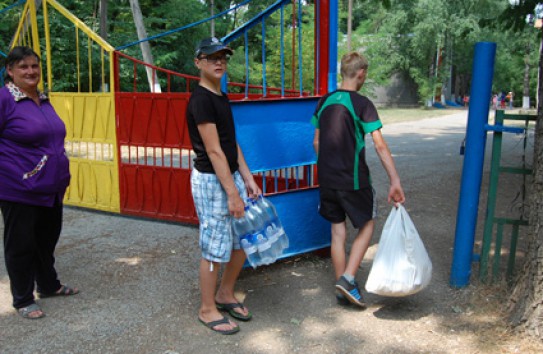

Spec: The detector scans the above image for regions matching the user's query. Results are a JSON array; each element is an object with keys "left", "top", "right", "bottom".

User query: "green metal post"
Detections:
[
  {"left": 480, "top": 110, "right": 504, "bottom": 282},
  {"left": 492, "top": 220, "right": 504, "bottom": 282},
  {"left": 507, "top": 223, "right": 520, "bottom": 281}
]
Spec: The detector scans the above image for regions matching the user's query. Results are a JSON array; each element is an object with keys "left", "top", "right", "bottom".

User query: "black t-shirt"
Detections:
[
  {"left": 186, "top": 85, "right": 239, "bottom": 173},
  {"left": 311, "top": 89, "right": 382, "bottom": 190}
]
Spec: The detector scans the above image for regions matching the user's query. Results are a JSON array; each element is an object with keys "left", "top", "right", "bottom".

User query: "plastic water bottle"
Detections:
[
  {"left": 245, "top": 205, "right": 276, "bottom": 265},
  {"left": 248, "top": 198, "right": 282, "bottom": 260},
  {"left": 240, "top": 236, "right": 260, "bottom": 269},
  {"left": 254, "top": 195, "right": 287, "bottom": 255},
  {"left": 232, "top": 206, "right": 261, "bottom": 268},
  {"left": 257, "top": 195, "right": 289, "bottom": 251}
]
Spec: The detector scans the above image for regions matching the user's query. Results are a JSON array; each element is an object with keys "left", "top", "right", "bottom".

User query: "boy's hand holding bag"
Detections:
[{"left": 365, "top": 204, "right": 432, "bottom": 297}]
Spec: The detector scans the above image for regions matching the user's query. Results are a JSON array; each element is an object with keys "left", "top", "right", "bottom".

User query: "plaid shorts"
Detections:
[{"left": 190, "top": 168, "right": 247, "bottom": 263}]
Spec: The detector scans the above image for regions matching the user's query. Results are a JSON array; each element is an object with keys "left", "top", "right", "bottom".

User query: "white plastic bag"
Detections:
[{"left": 365, "top": 205, "right": 432, "bottom": 297}]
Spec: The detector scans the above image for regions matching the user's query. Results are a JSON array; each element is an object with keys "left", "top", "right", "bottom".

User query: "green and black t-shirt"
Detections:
[{"left": 311, "top": 89, "right": 382, "bottom": 190}]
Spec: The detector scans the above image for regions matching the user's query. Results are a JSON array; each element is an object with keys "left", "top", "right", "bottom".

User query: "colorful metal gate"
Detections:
[{"left": 3, "top": 0, "right": 337, "bottom": 257}]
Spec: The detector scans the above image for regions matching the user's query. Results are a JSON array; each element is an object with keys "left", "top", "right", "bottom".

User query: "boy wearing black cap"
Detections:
[{"left": 187, "top": 37, "right": 261, "bottom": 335}]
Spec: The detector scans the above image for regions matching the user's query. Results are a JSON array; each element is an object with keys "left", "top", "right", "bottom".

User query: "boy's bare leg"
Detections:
[
  {"left": 332, "top": 220, "right": 373, "bottom": 308},
  {"left": 215, "top": 249, "right": 250, "bottom": 317},
  {"left": 331, "top": 221, "right": 348, "bottom": 280},
  {"left": 344, "top": 220, "right": 374, "bottom": 277},
  {"left": 199, "top": 259, "right": 238, "bottom": 331}
]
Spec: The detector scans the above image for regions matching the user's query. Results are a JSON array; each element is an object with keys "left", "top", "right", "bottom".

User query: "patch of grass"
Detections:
[{"left": 378, "top": 107, "right": 465, "bottom": 124}]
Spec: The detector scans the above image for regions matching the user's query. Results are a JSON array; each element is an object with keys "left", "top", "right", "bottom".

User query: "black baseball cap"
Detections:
[{"left": 195, "top": 37, "right": 233, "bottom": 58}]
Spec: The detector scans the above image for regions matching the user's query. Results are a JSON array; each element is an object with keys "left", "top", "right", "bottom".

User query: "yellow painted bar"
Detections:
[
  {"left": 12, "top": 2, "right": 29, "bottom": 46},
  {"left": 88, "top": 36, "right": 92, "bottom": 92},
  {"left": 43, "top": 0, "right": 53, "bottom": 90},
  {"left": 28, "top": 0, "right": 40, "bottom": 57},
  {"left": 45, "top": 0, "right": 114, "bottom": 52},
  {"left": 76, "top": 27, "right": 80, "bottom": 92},
  {"left": 108, "top": 49, "right": 115, "bottom": 94},
  {"left": 101, "top": 49, "right": 105, "bottom": 91},
  {"left": 28, "top": 2, "right": 44, "bottom": 91}
]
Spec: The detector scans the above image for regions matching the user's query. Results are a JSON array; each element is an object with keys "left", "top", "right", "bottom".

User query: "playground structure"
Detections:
[{"left": 1, "top": 0, "right": 339, "bottom": 259}]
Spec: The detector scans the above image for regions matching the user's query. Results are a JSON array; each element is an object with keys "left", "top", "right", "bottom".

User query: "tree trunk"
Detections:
[
  {"left": 523, "top": 41, "right": 531, "bottom": 109},
  {"left": 210, "top": 0, "right": 215, "bottom": 38},
  {"left": 347, "top": 0, "right": 352, "bottom": 52},
  {"left": 128, "top": 0, "right": 161, "bottom": 93},
  {"left": 454, "top": 72, "right": 461, "bottom": 101},
  {"left": 508, "top": 36, "right": 543, "bottom": 339},
  {"left": 99, "top": 0, "right": 107, "bottom": 40}
]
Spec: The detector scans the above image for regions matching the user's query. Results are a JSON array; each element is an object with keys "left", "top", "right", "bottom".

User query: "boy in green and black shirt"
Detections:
[{"left": 311, "top": 52, "right": 406, "bottom": 308}]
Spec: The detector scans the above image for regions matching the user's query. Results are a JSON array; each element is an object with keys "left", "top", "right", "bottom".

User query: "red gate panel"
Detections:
[{"left": 116, "top": 91, "right": 197, "bottom": 224}]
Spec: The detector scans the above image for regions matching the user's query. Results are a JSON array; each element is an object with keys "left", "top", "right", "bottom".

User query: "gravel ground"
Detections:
[{"left": 1, "top": 111, "right": 542, "bottom": 353}]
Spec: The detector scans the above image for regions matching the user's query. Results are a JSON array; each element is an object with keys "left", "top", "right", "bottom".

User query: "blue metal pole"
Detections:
[
  {"left": 449, "top": 42, "right": 496, "bottom": 288},
  {"left": 328, "top": 0, "right": 338, "bottom": 92}
]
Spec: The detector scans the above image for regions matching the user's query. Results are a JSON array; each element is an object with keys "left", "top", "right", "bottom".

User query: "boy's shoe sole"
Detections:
[{"left": 336, "top": 293, "right": 351, "bottom": 306}]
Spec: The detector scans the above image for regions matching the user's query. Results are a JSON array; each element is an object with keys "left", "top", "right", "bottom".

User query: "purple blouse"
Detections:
[{"left": 0, "top": 82, "right": 71, "bottom": 207}]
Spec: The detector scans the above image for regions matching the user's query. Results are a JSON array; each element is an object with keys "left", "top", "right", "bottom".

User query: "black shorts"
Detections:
[{"left": 318, "top": 187, "right": 376, "bottom": 229}]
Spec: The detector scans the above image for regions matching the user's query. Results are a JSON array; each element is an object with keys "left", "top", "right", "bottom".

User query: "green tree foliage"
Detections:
[
  {"left": 343, "top": 0, "right": 537, "bottom": 106},
  {"left": 1, "top": 0, "right": 538, "bottom": 103},
  {"left": 0, "top": 1, "right": 26, "bottom": 56},
  {"left": 225, "top": 2, "right": 315, "bottom": 95}
]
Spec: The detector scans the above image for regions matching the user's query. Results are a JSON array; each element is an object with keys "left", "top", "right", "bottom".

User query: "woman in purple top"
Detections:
[{"left": 0, "top": 46, "right": 78, "bottom": 319}]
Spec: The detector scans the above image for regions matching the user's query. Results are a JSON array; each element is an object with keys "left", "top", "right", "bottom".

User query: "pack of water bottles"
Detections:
[{"left": 232, "top": 195, "right": 289, "bottom": 269}]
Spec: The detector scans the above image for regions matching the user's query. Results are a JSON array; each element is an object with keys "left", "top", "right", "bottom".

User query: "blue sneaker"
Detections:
[{"left": 335, "top": 276, "right": 366, "bottom": 308}]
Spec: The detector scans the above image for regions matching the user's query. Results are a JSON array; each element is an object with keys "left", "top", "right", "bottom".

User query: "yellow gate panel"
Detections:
[
  {"left": 50, "top": 93, "right": 120, "bottom": 213},
  {"left": 64, "top": 158, "right": 120, "bottom": 212},
  {"left": 53, "top": 93, "right": 115, "bottom": 140},
  {"left": 73, "top": 96, "right": 113, "bottom": 140},
  {"left": 64, "top": 160, "right": 118, "bottom": 211}
]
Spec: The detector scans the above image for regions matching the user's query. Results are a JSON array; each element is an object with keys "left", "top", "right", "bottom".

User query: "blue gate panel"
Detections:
[
  {"left": 269, "top": 189, "right": 331, "bottom": 259},
  {"left": 231, "top": 97, "right": 330, "bottom": 260},
  {"left": 231, "top": 98, "right": 319, "bottom": 171}
]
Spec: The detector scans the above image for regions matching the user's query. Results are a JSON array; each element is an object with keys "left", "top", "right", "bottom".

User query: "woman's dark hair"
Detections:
[{"left": 3, "top": 46, "right": 40, "bottom": 83}]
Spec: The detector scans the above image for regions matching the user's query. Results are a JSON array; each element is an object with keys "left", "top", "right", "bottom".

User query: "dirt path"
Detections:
[{"left": 1, "top": 111, "right": 542, "bottom": 353}]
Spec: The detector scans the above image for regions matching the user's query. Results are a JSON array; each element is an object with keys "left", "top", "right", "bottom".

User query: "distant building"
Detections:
[{"left": 366, "top": 72, "right": 419, "bottom": 108}]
